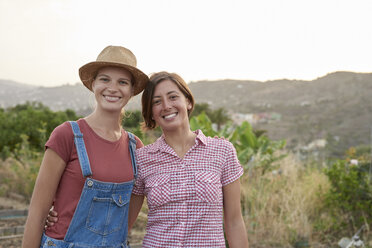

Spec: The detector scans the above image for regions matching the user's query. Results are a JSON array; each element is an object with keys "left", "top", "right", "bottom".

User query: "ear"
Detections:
[
  {"left": 91, "top": 80, "right": 96, "bottom": 92},
  {"left": 187, "top": 99, "right": 192, "bottom": 110}
]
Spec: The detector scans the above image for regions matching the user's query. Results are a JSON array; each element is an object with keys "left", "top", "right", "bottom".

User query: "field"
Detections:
[
  {"left": 1, "top": 152, "right": 371, "bottom": 247},
  {"left": 0, "top": 104, "right": 371, "bottom": 247}
]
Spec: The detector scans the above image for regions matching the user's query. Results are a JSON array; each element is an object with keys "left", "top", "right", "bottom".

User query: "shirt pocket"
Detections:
[
  {"left": 145, "top": 174, "right": 171, "bottom": 207},
  {"left": 194, "top": 171, "right": 222, "bottom": 203},
  {"left": 86, "top": 192, "right": 131, "bottom": 235}
]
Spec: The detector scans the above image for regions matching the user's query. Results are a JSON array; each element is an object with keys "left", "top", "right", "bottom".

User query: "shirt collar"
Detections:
[{"left": 147, "top": 129, "right": 207, "bottom": 154}]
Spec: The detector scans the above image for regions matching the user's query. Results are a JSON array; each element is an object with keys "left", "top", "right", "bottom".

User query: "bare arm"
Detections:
[
  {"left": 22, "top": 149, "right": 66, "bottom": 248},
  {"left": 128, "top": 194, "right": 144, "bottom": 232},
  {"left": 223, "top": 179, "right": 249, "bottom": 248}
]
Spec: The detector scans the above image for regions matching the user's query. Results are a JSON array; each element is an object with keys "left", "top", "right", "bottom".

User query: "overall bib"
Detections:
[{"left": 40, "top": 121, "right": 137, "bottom": 248}]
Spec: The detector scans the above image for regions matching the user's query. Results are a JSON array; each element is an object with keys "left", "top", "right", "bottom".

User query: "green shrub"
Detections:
[
  {"left": 190, "top": 112, "right": 286, "bottom": 173},
  {"left": 323, "top": 149, "right": 372, "bottom": 236},
  {"left": 0, "top": 102, "right": 80, "bottom": 159}
]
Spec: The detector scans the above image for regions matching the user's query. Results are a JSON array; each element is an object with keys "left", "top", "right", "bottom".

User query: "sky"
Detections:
[{"left": 0, "top": 0, "right": 371, "bottom": 87}]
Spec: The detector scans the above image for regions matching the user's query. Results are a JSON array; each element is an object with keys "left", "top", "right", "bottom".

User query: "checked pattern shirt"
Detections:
[{"left": 132, "top": 129, "right": 243, "bottom": 247}]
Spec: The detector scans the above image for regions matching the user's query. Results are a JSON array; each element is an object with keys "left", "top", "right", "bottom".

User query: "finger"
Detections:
[
  {"left": 50, "top": 210, "right": 58, "bottom": 217},
  {"left": 47, "top": 216, "right": 58, "bottom": 223},
  {"left": 46, "top": 221, "right": 55, "bottom": 227}
]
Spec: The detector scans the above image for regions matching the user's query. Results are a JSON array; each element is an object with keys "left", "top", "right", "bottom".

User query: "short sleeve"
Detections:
[
  {"left": 45, "top": 122, "right": 74, "bottom": 164},
  {"left": 221, "top": 141, "right": 244, "bottom": 186},
  {"left": 132, "top": 151, "right": 145, "bottom": 195}
]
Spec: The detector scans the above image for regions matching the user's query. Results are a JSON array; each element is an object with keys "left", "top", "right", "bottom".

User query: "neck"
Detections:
[
  {"left": 84, "top": 108, "right": 123, "bottom": 141},
  {"left": 162, "top": 126, "right": 196, "bottom": 158}
]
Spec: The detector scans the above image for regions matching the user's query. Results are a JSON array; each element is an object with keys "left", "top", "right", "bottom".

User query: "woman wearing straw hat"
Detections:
[{"left": 22, "top": 45, "right": 148, "bottom": 248}]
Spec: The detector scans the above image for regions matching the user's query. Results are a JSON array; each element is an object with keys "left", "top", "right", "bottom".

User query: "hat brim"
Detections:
[{"left": 79, "top": 61, "right": 148, "bottom": 96}]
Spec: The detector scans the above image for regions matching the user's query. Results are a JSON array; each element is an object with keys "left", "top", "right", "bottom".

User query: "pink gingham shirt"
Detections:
[{"left": 132, "top": 129, "right": 243, "bottom": 247}]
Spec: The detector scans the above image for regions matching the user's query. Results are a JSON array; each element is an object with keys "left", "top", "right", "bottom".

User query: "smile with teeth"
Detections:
[
  {"left": 104, "top": 95, "right": 121, "bottom": 102},
  {"left": 163, "top": 113, "right": 177, "bottom": 119}
]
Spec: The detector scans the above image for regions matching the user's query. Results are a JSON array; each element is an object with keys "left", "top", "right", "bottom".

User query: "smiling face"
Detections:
[
  {"left": 151, "top": 79, "right": 192, "bottom": 132},
  {"left": 142, "top": 72, "right": 195, "bottom": 130},
  {"left": 92, "top": 66, "right": 133, "bottom": 113}
]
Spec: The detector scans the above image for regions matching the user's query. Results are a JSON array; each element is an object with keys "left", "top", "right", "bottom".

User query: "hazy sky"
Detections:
[{"left": 1, "top": 0, "right": 371, "bottom": 87}]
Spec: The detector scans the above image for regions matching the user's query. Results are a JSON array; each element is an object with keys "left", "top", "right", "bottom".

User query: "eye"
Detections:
[
  {"left": 152, "top": 99, "right": 161, "bottom": 105},
  {"left": 99, "top": 77, "right": 109, "bottom": 82},
  {"left": 119, "top": 80, "right": 130, "bottom": 85},
  {"left": 170, "top": 95, "right": 178, "bottom": 100}
]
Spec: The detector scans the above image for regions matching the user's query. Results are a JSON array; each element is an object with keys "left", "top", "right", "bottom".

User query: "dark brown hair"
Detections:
[{"left": 141, "top": 71, "right": 195, "bottom": 130}]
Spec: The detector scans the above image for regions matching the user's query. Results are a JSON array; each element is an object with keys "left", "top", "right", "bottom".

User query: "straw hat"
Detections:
[{"left": 79, "top": 46, "right": 148, "bottom": 95}]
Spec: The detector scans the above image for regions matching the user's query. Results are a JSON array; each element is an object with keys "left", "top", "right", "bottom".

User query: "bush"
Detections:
[
  {"left": 190, "top": 112, "right": 286, "bottom": 172},
  {"left": 323, "top": 146, "right": 372, "bottom": 240},
  {"left": 0, "top": 134, "right": 42, "bottom": 200},
  {"left": 0, "top": 102, "right": 79, "bottom": 158}
]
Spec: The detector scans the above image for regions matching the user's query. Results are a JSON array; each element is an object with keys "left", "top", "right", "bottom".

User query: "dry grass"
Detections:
[
  {"left": 241, "top": 153, "right": 331, "bottom": 247},
  {"left": 0, "top": 156, "right": 41, "bottom": 200}
]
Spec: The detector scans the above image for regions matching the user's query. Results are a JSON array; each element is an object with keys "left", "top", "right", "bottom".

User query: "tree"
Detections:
[
  {"left": 122, "top": 110, "right": 143, "bottom": 128},
  {"left": 209, "top": 107, "right": 230, "bottom": 131},
  {"left": 0, "top": 102, "right": 80, "bottom": 159},
  {"left": 191, "top": 103, "right": 211, "bottom": 117},
  {"left": 191, "top": 103, "right": 230, "bottom": 131}
]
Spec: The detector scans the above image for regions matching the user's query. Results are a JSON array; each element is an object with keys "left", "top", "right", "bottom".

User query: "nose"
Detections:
[
  {"left": 107, "top": 81, "right": 118, "bottom": 92},
  {"left": 161, "top": 99, "right": 171, "bottom": 110}
]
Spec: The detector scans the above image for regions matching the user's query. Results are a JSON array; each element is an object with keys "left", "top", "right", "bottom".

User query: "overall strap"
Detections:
[
  {"left": 69, "top": 121, "right": 93, "bottom": 178},
  {"left": 127, "top": 132, "right": 138, "bottom": 179}
]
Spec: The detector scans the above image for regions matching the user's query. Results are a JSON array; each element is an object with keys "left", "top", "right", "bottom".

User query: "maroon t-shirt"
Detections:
[{"left": 44, "top": 118, "right": 143, "bottom": 239}]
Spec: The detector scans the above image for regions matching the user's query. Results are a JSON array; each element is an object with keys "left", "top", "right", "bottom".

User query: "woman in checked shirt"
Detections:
[{"left": 128, "top": 71, "right": 249, "bottom": 247}]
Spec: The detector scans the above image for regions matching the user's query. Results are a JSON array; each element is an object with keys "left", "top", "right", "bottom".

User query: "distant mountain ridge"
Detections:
[{"left": 1, "top": 71, "right": 372, "bottom": 154}]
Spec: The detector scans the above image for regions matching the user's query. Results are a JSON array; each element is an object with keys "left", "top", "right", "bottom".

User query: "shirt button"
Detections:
[{"left": 87, "top": 180, "right": 93, "bottom": 187}]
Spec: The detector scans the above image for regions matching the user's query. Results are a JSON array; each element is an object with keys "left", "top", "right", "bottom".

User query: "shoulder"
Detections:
[
  {"left": 126, "top": 132, "right": 144, "bottom": 149},
  {"left": 45, "top": 121, "right": 75, "bottom": 159},
  {"left": 208, "top": 136, "right": 234, "bottom": 151},
  {"left": 136, "top": 137, "right": 163, "bottom": 155},
  {"left": 137, "top": 141, "right": 156, "bottom": 154},
  {"left": 196, "top": 130, "right": 234, "bottom": 150},
  {"left": 50, "top": 121, "right": 74, "bottom": 138},
  {"left": 54, "top": 119, "right": 88, "bottom": 135}
]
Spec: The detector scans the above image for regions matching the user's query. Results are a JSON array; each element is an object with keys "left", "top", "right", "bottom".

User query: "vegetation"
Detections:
[
  {"left": 0, "top": 102, "right": 79, "bottom": 159},
  {"left": 322, "top": 146, "right": 372, "bottom": 238},
  {"left": 191, "top": 103, "right": 231, "bottom": 131},
  {"left": 0, "top": 102, "right": 371, "bottom": 247}
]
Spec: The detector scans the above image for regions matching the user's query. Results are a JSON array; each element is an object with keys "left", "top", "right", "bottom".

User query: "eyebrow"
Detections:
[
  {"left": 153, "top": 91, "right": 179, "bottom": 99},
  {"left": 96, "top": 73, "right": 131, "bottom": 81},
  {"left": 96, "top": 73, "right": 109, "bottom": 78}
]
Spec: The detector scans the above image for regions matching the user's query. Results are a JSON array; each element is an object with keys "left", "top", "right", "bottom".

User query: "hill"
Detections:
[
  {"left": 1, "top": 71, "right": 372, "bottom": 156},
  {"left": 190, "top": 71, "right": 372, "bottom": 155}
]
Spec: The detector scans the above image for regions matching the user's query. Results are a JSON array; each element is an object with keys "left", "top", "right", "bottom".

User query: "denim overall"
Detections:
[{"left": 40, "top": 121, "right": 137, "bottom": 248}]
